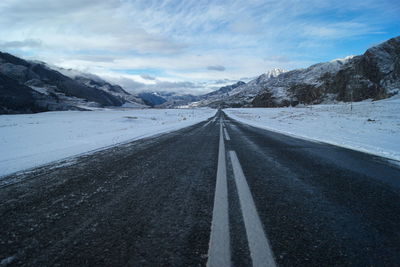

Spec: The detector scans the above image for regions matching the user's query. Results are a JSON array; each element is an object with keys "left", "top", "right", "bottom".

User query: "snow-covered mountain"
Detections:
[
  {"left": 3, "top": 36, "right": 398, "bottom": 113},
  {"left": 0, "top": 52, "right": 145, "bottom": 114},
  {"left": 201, "top": 81, "right": 246, "bottom": 99},
  {"left": 56, "top": 68, "right": 146, "bottom": 107},
  {"left": 264, "top": 68, "right": 287, "bottom": 79},
  {"left": 251, "top": 58, "right": 354, "bottom": 107},
  {"left": 252, "top": 36, "right": 400, "bottom": 107},
  {"left": 228, "top": 68, "right": 286, "bottom": 96},
  {"left": 199, "top": 36, "right": 399, "bottom": 108},
  {"left": 193, "top": 69, "right": 286, "bottom": 108}
]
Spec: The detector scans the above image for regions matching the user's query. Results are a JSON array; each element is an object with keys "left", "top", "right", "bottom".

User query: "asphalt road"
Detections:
[{"left": 1, "top": 110, "right": 400, "bottom": 266}]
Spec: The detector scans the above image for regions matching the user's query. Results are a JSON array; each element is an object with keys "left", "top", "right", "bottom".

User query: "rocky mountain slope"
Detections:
[
  {"left": 194, "top": 69, "right": 286, "bottom": 108},
  {"left": 201, "top": 81, "right": 246, "bottom": 99},
  {"left": 253, "top": 36, "right": 400, "bottom": 107},
  {"left": 56, "top": 68, "right": 145, "bottom": 106},
  {"left": 0, "top": 52, "right": 144, "bottom": 114},
  {"left": 0, "top": 72, "right": 50, "bottom": 114},
  {"left": 200, "top": 36, "right": 399, "bottom": 108}
]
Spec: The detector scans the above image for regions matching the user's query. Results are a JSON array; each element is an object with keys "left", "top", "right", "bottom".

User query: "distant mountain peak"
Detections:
[
  {"left": 330, "top": 55, "right": 355, "bottom": 64},
  {"left": 264, "top": 68, "right": 286, "bottom": 78}
]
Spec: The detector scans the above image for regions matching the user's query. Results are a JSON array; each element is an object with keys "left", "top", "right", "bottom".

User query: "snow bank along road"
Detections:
[
  {"left": 1, "top": 111, "right": 400, "bottom": 266},
  {"left": 225, "top": 95, "right": 400, "bottom": 162},
  {"left": 0, "top": 109, "right": 216, "bottom": 177}
]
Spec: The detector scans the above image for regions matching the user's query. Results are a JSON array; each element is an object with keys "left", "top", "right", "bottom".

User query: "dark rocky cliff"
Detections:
[{"left": 252, "top": 36, "right": 400, "bottom": 107}]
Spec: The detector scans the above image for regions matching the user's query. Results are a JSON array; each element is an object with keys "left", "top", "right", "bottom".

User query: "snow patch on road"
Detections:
[
  {"left": 225, "top": 96, "right": 400, "bottom": 161},
  {"left": 0, "top": 109, "right": 216, "bottom": 177}
]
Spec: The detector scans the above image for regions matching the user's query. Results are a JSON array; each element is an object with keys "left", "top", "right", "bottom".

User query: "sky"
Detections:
[{"left": 0, "top": 0, "right": 399, "bottom": 95}]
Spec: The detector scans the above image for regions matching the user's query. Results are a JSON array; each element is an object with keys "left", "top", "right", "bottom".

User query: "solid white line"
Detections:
[
  {"left": 207, "top": 121, "right": 231, "bottom": 267},
  {"left": 224, "top": 128, "right": 231, "bottom": 141},
  {"left": 229, "top": 151, "right": 276, "bottom": 267}
]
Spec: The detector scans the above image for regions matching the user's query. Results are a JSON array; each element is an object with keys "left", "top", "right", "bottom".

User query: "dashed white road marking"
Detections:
[
  {"left": 224, "top": 128, "right": 231, "bottom": 141},
  {"left": 207, "top": 121, "right": 230, "bottom": 267},
  {"left": 229, "top": 151, "right": 277, "bottom": 267}
]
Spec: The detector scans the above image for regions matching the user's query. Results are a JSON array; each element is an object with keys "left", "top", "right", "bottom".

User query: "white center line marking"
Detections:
[
  {"left": 224, "top": 128, "right": 231, "bottom": 141},
  {"left": 229, "top": 151, "right": 276, "bottom": 267},
  {"left": 207, "top": 120, "right": 231, "bottom": 267}
]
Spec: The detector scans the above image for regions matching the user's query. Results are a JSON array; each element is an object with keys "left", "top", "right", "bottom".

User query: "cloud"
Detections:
[
  {"left": 0, "top": 0, "right": 185, "bottom": 55},
  {"left": 213, "top": 79, "right": 237, "bottom": 84},
  {"left": 108, "top": 75, "right": 207, "bottom": 95},
  {"left": 302, "top": 22, "right": 377, "bottom": 39},
  {"left": 207, "top": 65, "right": 226, "bottom": 71},
  {"left": 0, "top": 0, "right": 398, "bottom": 94},
  {"left": 0, "top": 39, "right": 42, "bottom": 49},
  {"left": 229, "top": 15, "right": 259, "bottom": 35},
  {"left": 73, "top": 55, "right": 115, "bottom": 63},
  {"left": 267, "top": 56, "right": 290, "bottom": 63},
  {"left": 140, "top": 74, "right": 157, "bottom": 80},
  {"left": 239, "top": 77, "right": 257, "bottom": 82}
]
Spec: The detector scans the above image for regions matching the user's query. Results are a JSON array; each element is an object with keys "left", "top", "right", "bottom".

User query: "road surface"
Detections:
[{"left": 1, "top": 110, "right": 400, "bottom": 266}]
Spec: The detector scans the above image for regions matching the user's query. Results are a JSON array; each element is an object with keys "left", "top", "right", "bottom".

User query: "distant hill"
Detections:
[
  {"left": 138, "top": 92, "right": 167, "bottom": 107},
  {"left": 140, "top": 91, "right": 201, "bottom": 108},
  {"left": 190, "top": 69, "right": 285, "bottom": 108},
  {"left": 156, "top": 81, "right": 246, "bottom": 108}
]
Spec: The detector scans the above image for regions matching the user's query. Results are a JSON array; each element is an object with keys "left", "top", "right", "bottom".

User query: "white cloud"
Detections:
[
  {"left": 303, "top": 22, "right": 377, "bottom": 39},
  {"left": 207, "top": 65, "right": 226, "bottom": 71},
  {"left": 0, "top": 39, "right": 42, "bottom": 49},
  {"left": 140, "top": 74, "right": 157, "bottom": 81},
  {"left": 103, "top": 74, "right": 209, "bottom": 95},
  {"left": 0, "top": 0, "right": 398, "bottom": 94}
]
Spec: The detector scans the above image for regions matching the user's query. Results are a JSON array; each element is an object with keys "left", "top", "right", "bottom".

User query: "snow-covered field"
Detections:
[
  {"left": 0, "top": 108, "right": 216, "bottom": 177},
  {"left": 225, "top": 96, "right": 400, "bottom": 161}
]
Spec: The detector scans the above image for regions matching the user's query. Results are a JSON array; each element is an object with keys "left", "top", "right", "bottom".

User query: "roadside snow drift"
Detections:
[
  {"left": 0, "top": 108, "right": 216, "bottom": 177},
  {"left": 225, "top": 96, "right": 400, "bottom": 161}
]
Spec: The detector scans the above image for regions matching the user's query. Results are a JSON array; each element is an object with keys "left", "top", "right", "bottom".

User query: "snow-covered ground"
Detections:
[
  {"left": 0, "top": 108, "right": 216, "bottom": 177},
  {"left": 225, "top": 96, "right": 400, "bottom": 161}
]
